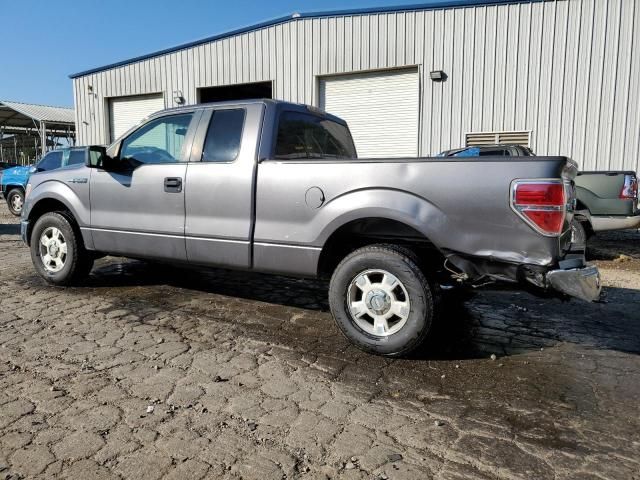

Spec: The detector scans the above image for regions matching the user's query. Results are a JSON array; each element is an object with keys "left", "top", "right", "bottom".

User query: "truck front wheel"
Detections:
[
  {"left": 329, "top": 244, "right": 434, "bottom": 357},
  {"left": 6, "top": 189, "right": 24, "bottom": 216},
  {"left": 30, "top": 212, "right": 94, "bottom": 285}
]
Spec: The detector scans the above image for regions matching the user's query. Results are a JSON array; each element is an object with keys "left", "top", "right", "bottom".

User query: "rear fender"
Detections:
[{"left": 315, "top": 188, "right": 447, "bottom": 247}]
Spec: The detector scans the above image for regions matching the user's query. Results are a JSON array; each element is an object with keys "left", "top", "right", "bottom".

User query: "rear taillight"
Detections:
[
  {"left": 620, "top": 174, "right": 638, "bottom": 200},
  {"left": 511, "top": 181, "right": 567, "bottom": 236}
]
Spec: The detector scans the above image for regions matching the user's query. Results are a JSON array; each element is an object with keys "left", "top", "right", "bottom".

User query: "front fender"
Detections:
[{"left": 24, "top": 180, "right": 90, "bottom": 228}]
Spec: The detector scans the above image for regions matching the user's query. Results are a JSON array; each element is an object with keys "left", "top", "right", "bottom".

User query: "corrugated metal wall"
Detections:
[{"left": 73, "top": 0, "right": 640, "bottom": 172}]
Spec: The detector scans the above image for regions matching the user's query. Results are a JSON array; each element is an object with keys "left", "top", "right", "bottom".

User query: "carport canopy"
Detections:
[{"left": 0, "top": 100, "right": 75, "bottom": 157}]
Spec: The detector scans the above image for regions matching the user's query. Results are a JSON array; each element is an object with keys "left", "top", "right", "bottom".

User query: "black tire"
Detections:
[
  {"left": 329, "top": 244, "right": 434, "bottom": 357},
  {"left": 6, "top": 188, "right": 24, "bottom": 216},
  {"left": 30, "top": 212, "right": 94, "bottom": 285}
]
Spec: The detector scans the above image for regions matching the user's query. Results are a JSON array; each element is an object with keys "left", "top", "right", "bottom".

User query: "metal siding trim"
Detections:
[
  {"left": 624, "top": 0, "right": 640, "bottom": 172},
  {"left": 70, "top": 1, "right": 547, "bottom": 78},
  {"left": 604, "top": 0, "right": 623, "bottom": 170}
]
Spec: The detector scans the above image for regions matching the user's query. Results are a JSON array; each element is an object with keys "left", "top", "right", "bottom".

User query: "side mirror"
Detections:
[
  {"left": 87, "top": 145, "right": 119, "bottom": 170},
  {"left": 28, "top": 166, "right": 37, "bottom": 174}
]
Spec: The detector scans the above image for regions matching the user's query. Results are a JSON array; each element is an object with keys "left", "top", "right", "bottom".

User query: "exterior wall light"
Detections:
[
  {"left": 173, "top": 90, "right": 185, "bottom": 104},
  {"left": 430, "top": 70, "right": 447, "bottom": 82}
]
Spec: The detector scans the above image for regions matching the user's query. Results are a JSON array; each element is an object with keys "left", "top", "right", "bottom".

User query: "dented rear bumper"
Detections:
[
  {"left": 546, "top": 264, "right": 601, "bottom": 302},
  {"left": 447, "top": 252, "right": 602, "bottom": 302}
]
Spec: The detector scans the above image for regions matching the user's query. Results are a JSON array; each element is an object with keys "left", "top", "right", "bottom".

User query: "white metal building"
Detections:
[{"left": 71, "top": 0, "right": 640, "bottom": 172}]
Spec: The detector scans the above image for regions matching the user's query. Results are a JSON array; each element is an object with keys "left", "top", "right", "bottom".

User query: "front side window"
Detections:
[
  {"left": 120, "top": 113, "right": 193, "bottom": 165},
  {"left": 37, "top": 151, "right": 63, "bottom": 172},
  {"left": 274, "top": 111, "right": 357, "bottom": 160},
  {"left": 201, "top": 109, "right": 245, "bottom": 162},
  {"left": 64, "top": 149, "right": 86, "bottom": 167}
]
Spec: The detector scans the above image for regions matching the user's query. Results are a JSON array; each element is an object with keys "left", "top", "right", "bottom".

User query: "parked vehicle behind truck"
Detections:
[
  {"left": 573, "top": 171, "right": 639, "bottom": 236},
  {"left": 20, "top": 100, "right": 600, "bottom": 356},
  {"left": 2, "top": 148, "right": 87, "bottom": 216}
]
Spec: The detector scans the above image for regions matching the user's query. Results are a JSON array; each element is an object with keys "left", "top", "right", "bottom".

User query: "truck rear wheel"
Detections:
[
  {"left": 6, "top": 188, "right": 24, "bottom": 216},
  {"left": 30, "top": 212, "right": 94, "bottom": 285},
  {"left": 329, "top": 244, "right": 433, "bottom": 356}
]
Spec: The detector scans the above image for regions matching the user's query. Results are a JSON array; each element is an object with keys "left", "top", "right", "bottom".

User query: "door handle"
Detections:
[{"left": 164, "top": 177, "right": 182, "bottom": 193}]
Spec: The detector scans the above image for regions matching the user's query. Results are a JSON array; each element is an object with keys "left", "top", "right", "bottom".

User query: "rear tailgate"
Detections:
[{"left": 575, "top": 171, "right": 638, "bottom": 216}]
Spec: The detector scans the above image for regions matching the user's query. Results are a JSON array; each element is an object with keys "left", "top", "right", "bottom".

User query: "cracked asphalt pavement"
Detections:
[{"left": 0, "top": 209, "right": 639, "bottom": 479}]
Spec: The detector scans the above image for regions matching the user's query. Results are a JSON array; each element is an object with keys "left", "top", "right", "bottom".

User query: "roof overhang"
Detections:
[
  {"left": 69, "top": 0, "right": 543, "bottom": 79},
  {"left": 0, "top": 101, "right": 75, "bottom": 136}
]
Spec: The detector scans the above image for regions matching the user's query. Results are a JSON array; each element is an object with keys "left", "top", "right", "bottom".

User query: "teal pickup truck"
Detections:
[
  {"left": 574, "top": 171, "right": 639, "bottom": 235},
  {"left": 1, "top": 148, "right": 86, "bottom": 216}
]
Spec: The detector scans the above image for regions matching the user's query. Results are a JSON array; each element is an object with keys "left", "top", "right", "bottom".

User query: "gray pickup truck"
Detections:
[{"left": 20, "top": 100, "right": 600, "bottom": 356}]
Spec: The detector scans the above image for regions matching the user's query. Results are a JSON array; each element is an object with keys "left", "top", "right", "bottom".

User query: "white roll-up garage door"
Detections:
[
  {"left": 109, "top": 94, "right": 165, "bottom": 142},
  {"left": 319, "top": 69, "right": 419, "bottom": 158}
]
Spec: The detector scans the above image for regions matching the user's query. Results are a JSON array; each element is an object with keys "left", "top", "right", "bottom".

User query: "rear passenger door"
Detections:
[{"left": 184, "top": 103, "right": 263, "bottom": 268}]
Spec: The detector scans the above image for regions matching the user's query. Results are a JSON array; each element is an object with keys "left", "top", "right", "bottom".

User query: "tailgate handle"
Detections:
[{"left": 164, "top": 177, "right": 182, "bottom": 193}]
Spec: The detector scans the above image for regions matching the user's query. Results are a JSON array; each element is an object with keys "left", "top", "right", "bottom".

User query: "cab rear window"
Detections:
[{"left": 274, "top": 111, "right": 357, "bottom": 160}]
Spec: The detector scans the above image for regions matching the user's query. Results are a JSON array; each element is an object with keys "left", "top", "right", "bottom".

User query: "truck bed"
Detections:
[{"left": 253, "top": 155, "right": 576, "bottom": 278}]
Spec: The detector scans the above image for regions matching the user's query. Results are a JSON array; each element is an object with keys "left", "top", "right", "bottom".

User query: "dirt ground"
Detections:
[{"left": 0, "top": 207, "right": 638, "bottom": 480}]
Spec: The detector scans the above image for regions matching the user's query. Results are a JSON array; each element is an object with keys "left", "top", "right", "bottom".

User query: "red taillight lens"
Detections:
[
  {"left": 620, "top": 175, "right": 638, "bottom": 200},
  {"left": 512, "top": 181, "right": 566, "bottom": 236},
  {"left": 514, "top": 183, "right": 565, "bottom": 206},
  {"left": 521, "top": 210, "right": 565, "bottom": 234}
]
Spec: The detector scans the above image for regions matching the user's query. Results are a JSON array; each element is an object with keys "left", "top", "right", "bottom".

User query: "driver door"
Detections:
[{"left": 89, "top": 111, "right": 199, "bottom": 261}]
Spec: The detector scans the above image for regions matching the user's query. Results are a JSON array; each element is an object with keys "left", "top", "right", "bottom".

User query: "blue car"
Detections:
[{"left": 2, "top": 148, "right": 86, "bottom": 216}]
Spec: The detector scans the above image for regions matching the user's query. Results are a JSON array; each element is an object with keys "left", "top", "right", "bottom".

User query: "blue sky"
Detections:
[{"left": 0, "top": 0, "right": 454, "bottom": 107}]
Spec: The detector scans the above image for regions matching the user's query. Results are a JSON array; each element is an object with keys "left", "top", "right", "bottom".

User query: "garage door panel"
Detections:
[
  {"left": 319, "top": 69, "right": 419, "bottom": 158},
  {"left": 109, "top": 94, "right": 165, "bottom": 142}
]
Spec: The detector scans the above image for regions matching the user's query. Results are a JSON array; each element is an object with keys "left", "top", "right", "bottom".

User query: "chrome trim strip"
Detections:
[
  {"left": 254, "top": 241, "right": 322, "bottom": 251},
  {"left": 87, "top": 227, "right": 252, "bottom": 243},
  {"left": 85, "top": 228, "right": 323, "bottom": 249},
  {"left": 87, "top": 227, "right": 183, "bottom": 239},
  {"left": 186, "top": 236, "right": 249, "bottom": 244}
]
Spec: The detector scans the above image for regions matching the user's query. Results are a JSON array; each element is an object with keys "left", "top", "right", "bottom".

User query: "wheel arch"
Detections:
[
  {"left": 4, "top": 183, "right": 25, "bottom": 193},
  {"left": 24, "top": 185, "right": 90, "bottom": 248},
  {"left": 317, "top": 216, "right": 444, "bottom": 278},
  {"left": 313, "top": 190, "right": 448, "bottom": 278}
]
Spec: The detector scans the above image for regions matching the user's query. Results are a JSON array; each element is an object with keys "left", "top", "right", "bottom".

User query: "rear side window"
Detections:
[
  {"left": 478, "top": 149, "right": 508, "bottom": 156},
  {"left": 274, "top": 111, "right": 357, "bottom": 160},
  {"left": 37, "top": 151, "right": 63, "bottom": 171},
  {"left": 201, "top": 109, "right": 245, "bottom": 162}
]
